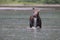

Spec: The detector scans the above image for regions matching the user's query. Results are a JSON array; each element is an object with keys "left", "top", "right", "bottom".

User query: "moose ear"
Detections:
[{"left": 32, "top": 8, "right": 35, "bottom": 10}]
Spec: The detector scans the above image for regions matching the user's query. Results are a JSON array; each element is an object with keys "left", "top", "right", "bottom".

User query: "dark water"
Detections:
[{"left": 0, "top": 10, "right": 60, "bottom": 40}]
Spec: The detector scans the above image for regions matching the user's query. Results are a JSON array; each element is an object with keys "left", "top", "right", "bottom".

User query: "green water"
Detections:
[{"left": 0, "top": 10, "right": 60, "bottom": 40}]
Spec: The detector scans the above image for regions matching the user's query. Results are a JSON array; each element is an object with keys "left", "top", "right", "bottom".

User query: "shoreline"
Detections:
[
  {"left": 0, "top": 4, "right": 60, "bottom": 12},
  {"left": 0, "top": 7, "right": 59, "bottom": 12},
  {"left": 0, "top": 4, "right": 60, "bottom": 8}
]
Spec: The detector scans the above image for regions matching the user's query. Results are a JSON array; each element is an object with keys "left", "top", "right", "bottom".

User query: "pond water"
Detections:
[{"left": 0, "top": 9, "right": 60, "bottom": 40}]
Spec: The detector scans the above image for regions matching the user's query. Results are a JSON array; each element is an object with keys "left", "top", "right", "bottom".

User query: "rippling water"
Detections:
[{"left": 0, "top": 10, "right": 60, "bottom": 40}]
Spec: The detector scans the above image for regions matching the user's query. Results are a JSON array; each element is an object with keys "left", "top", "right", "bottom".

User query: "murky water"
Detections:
[{"left": 0, "top": 9, "right": 60, "bottom": 40}]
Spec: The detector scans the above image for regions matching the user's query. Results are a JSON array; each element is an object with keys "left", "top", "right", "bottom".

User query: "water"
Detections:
[{"left": 0, "top": 9, "right": 60, "bottom": 40}]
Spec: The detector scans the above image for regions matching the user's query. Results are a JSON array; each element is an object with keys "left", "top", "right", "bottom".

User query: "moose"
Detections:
[{"left": 29, "top": 8, "right": 42, "bottom": 29}]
